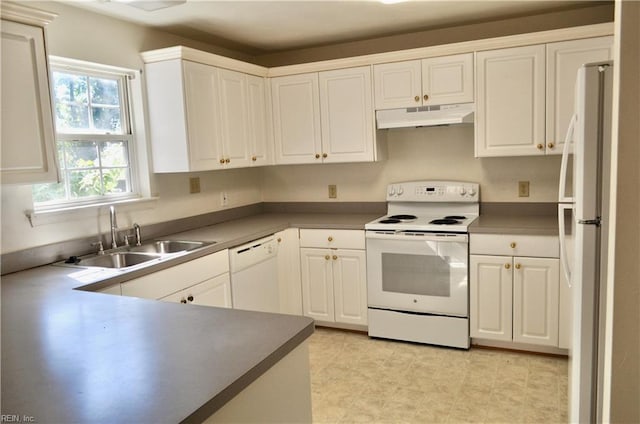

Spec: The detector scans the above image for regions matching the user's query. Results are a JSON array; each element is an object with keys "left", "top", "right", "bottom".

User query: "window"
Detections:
[{"left": 32, "top": 59, "right": 139, "bottom": 209}]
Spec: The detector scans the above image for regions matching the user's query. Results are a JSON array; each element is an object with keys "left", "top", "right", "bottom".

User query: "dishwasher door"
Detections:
[{"left": 229, "top": 236, "right": 280, "bottom": 313}]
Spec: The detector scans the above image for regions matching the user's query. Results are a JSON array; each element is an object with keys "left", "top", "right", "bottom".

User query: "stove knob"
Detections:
[
  {"left": 468, "top": 188, "right": 477, "bottom": 197},
  {"left": 397, "top": 186, "right": 404, "bottom": 196},
  {"left": 388, "top": 186, "right": 396, "bottom": 196},
  {"left": 459, "top": 187, "right": 467, "bottom": 196}
]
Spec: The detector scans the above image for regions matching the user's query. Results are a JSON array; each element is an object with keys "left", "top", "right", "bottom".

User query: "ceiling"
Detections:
[{"left": 61, "top": 0, "right": 608, "bottom": 55}]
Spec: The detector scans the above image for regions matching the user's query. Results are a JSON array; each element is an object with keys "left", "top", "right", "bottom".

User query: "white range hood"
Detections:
[{"left": 376, "top": 103, "right": 474, "bottom": 129}]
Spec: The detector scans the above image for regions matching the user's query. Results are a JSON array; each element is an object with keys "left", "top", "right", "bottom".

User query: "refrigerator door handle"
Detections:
[
  {"left": 559, "top": 113, "right": 577, "bottom": 203},
  {"left": 558, "top": 203, "right": 573, "bottom": 286}
]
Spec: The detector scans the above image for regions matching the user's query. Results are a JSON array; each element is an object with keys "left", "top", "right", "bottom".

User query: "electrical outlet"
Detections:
[
  {"left": 220, "top": 191, "right": 228, "bottom": 206},
  {"left": 328, "top": 184, "right": 337, "bottom": 199},
  {"left": 518, "top": 181, "right": 530, "bottom": 197},
  {"left": 189, "top": 177, "right": 200, "bottom": 194}
]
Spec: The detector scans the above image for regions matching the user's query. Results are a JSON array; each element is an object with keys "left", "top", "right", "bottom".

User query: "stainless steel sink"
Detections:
[
  {"left": 76, "top": 252, "right": 162, "bottom": 269},
  {"left": 126, "top": 240, "right": 212, "bottom": 254}
]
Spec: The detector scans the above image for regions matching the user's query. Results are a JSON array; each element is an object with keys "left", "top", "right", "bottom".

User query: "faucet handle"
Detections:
[{"left": 91, "top": 241, "right": 105, "bottom": 255}]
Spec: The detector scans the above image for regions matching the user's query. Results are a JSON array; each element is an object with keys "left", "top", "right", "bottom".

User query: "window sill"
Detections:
[{"left": 26, "top": 196, "right": 159, "bottom": 227}]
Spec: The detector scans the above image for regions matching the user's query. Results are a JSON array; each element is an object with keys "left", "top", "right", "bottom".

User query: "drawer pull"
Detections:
[
  {"left": 510, "top": 242, "right": 517, "bottom": 249},
  {"left": 325, "top": 255, "right": 330, "bottom": 260},
  {"left": 180, "top": 298, "right": 187, "bottom": 304},
  {"left": 515, "top": 263, "right": 521, "bottom": 270},
  {"left": 187, "top": 295, "right": 194, "bottom": 302},
  {"left": 505, "top": 263, "right": 511, "bottom": 269},
  {"left": 277, "top": 237, "right": 282, "bottom": 243},
  {"left": 332, "top": 255, "right": 338, "bottom": 260},
  {"left": 328, "top": 236, "right": 333, "bottom": 242}
]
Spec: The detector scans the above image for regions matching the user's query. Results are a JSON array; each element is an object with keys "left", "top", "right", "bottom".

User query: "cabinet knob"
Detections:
[
  {"left": 315, "top": 153, "right": 320, "bottom": 159},
  {"left": 423, "top": 94, "right": 429, "bottom": 101},
  {"left": 322, "top": 153, "right": 328, "bottom": 158},
  {"left": 515, "top": 263, "right": 521, "bottom": 270},
  {"left": 252, "top": 156, "right": 257, "bottom": 161},
  {"left": 225, "top": 158, "right": 230, "bottom": 163},
  {"left": 277, "top": 237, "right": 282, "bottom": 243},
  {"left": 325, "top": 255, "right": 330, "bottom": 260},
  {"left": 180, "top": 298, "right": 187, "bottom": 304},
  {"left": 328, "top": 236, "right": 333, "bottom": 242},
  {"left": 536, "top": 143, "right": 544, "bottom": 150},
  {"left": 547, "top": 142, "right": 555, "bottom": 149},
  {"left": 414, "top": 95, "right": 420, "bottom": 102},
  {"left": 187, "top": 295, "right": 194, "bottom": 302},
  {"left": 332, "top": 255, "right": 338, "bottom": 260},
  {"left": 219, "top": 159, "right": 225, "bottom": 164},
  {"left": 505, "top": 263, "right": 511, "bottom": 269},
  {"left": 510, "top": 242, "right": 517, "bottom": 249}
]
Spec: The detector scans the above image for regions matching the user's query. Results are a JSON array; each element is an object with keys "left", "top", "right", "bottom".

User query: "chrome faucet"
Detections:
[
  {"left": 109, "top": 205, "right": 118, "bottom": 249},
  {"left": 133, "top": 223, "right": 142, "bottom": 246}
]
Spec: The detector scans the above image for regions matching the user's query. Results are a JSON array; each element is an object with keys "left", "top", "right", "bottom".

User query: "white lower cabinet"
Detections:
[
  {"left": 160, "top": 273, "right": 232, "bottom": 308},
  {"left": 120, "top": 250, "right": 231, "bottom": 307},
  {"left": 299, "top": 229, "right": 367, "bottom": 327},
  {"left": 470, "top": 234, "right": 562, "bottom": 349}
]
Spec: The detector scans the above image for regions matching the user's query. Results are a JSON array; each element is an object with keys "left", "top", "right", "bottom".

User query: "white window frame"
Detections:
[{"left": 31, "top": 57, "right": 153, "bottom": 216}]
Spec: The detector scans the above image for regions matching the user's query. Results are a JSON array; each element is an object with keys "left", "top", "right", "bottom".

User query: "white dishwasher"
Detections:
[{"left": 229, "top": 235, "right": 280, "bottom": 313}]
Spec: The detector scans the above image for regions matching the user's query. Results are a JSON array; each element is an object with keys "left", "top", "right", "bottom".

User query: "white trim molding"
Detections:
[{"left": 0, "top": 1, "right": 57, "bottom": 27}]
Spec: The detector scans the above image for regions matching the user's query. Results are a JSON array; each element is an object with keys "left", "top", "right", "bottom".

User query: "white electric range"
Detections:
[{"left": 365, "top": 180, "right": 479, "bottom": 349}]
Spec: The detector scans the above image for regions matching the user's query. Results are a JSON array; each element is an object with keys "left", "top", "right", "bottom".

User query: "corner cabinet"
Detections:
[
  {"left": 1, "top": 4, "right": 58, "bottom": 184},
  {"left": 144, "top": 57, "right": 271, "bottom": 172},
  {"left": 470, "top": 234, "right": 563, "bottom": 349},
  {"left": 475, "top": 36, "right": 613, "bottom": 157},
  {"left": 373, "top": 53, "right": 474, "bottom": 109},
  {"left": 271, "top": 66, "right": 379, "bottom": 165},
  {"left": 299, "top": 229, "right": 367, "bottom": 328}
]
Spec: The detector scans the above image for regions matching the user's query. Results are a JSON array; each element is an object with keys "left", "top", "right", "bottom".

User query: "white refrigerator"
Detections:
[{"left": 558, "top": 61, "right": 613, "bottom": 423}]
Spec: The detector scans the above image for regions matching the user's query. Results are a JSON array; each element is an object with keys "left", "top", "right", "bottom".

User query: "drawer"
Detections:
[
  {"left": 470, "top": 234, "right": 558, "bottom": 258},
  {"left": 121, "top": 249, "right": 229, "bottom": 299},
  {"left": 299, "top": 229, "right": 365, "bottom": 249}
]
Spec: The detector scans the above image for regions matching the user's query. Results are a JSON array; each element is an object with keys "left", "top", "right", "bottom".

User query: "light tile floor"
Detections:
[{"left": 308, "top": 328, "right": 568, "bottom": 424}]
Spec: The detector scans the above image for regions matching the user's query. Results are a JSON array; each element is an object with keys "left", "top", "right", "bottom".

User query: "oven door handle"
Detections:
[{"left": 365, "top": 232, "right": 468, "bottom": 242}]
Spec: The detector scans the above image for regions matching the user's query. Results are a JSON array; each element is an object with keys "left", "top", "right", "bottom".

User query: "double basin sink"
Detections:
[{"left": 63, "top": 240, "right": 215, "bottom": 270}]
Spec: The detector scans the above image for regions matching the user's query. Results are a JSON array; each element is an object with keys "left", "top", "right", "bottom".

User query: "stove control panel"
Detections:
[{"left": 387, "top": 181, "right": 479, "bottom": 202}]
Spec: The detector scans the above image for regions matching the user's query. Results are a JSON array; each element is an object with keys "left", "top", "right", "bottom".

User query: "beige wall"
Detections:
[
  {"left": 255, "top": 3, "right": 614, "bottom": 66},
  {"left": 261, "top": 126, "right": 561, "bottom": 203},
  {"left": 603, "top": 1, "right": 640, "bottom": 422}
]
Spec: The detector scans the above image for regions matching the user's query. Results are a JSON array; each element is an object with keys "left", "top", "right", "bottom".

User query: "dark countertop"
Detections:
[
  {"left": 469, "top": 214, "right": 559, "bottom": 236},
  {"left": 1, "top": 212, "right": 377, "bottom": 423}
]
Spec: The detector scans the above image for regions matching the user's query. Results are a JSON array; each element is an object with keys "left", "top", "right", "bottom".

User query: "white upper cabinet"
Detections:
[
  {"left": 546, "top": 36, "right": 613, "bottom": 155},
  {"left": 373, "top": 53, "right": 474, "bottom": 109},
  {"left": 218, "top": 68, "right": 251, "bottom": 168},
  {"left": 145, "top": 57, "right": 270, "bottom": 172},
  {"left": 271, "top": 73, "right": 322, "bottom": 164},
  {"left": 1, "top": 5, "right": 58, "bottom": 184},
  {"left": 272, "top": 66, "right": 377, "bottom": 165},
  {"left": 476, "top": 36, "right": 613, "bottom": 158},
  {"left": 319, "top": 66, "right": 374, "bottom": 163},
  {"left": 146, "top": 60, "right": 223, "bottom": 172},
  {"left": 246, "top": 75, "right": 272, "bottom": 166},
  {"left": 475, "top": 44, "right": 546, "bottom": 157}
]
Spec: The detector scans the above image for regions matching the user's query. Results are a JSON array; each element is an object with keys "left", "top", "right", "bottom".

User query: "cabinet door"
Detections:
[
  {"left": 246, "top": 75, "right": 271, "bottom": 166},
  {"left": 271, "top": 73, "right": 322, "bottom": 164},
  {"left": 185, "top": 273, "right": 232, "bottom": 308},
  {"left": 546, "top": 36, "right": 613, "bottom": 155},
  {"left": 300, "top": 248, "right": 334, "bottom": 322},
  {"left": 513, "top": 257, "right": 559, "bottom": 346},
  {"left": 373, "top": 60, "right": 422, "bottom": 109},
  {"left": 218, "top": 68, "right": 251, "bottom": 168},
  {"left": 475, "top": 45, "right": 546, "bottom": 157},
  {"left": 332, "top": 249, "right": 367, "bottom": 326},
  {"left": 183, "top": 61, "right": 224, "bottom": 170},
  {"left": 276, "top": 229, "right": 302, "bottom": 315},
  {"left": 1, "top": 20, "right": 58, "bottom": 184},
  {"left": 421, "top": 53, "right": 474, "bottom": 105},
  {"left": 319, "top": 66, "right": 374, "bottom": 163},
  {"left": 470, "top": 255, "right": 513, "bottom": 341}
]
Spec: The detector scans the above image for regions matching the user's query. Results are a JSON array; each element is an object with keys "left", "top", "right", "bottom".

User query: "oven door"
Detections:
[{"left": 366, "top": 231, "right": 468, "bottom": 317}]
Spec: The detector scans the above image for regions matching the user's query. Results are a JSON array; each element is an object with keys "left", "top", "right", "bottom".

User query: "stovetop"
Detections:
[
  {"left": 366, "top": 180, "right": 480, "bottom": 234},
  {"left": 365, "top": 213, "right": 478, "bottom": 233}
]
